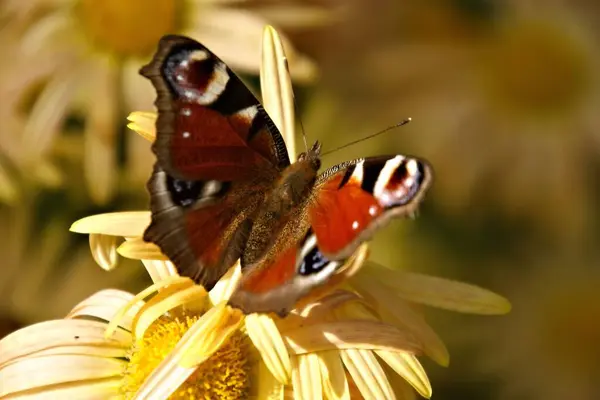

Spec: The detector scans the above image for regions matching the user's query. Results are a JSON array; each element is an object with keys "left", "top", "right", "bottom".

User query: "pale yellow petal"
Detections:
[
  {"left": 132, "top": 285, "right": 207, "bottom": 341},
  {"left": 118, "top": 238, "right": 168, "bottom": 261},
  {"left": 291, "top": 353, "right": 322, "bottom": 400},
  {"left": 89, "top": 234, "right": 118, "bottom": 271},
  {"left": 375, "top": 351, "right": 431, "bottom": 398},
  {"left": 66, "top": 289, "right": 138, "bottom": 331},
  {"left": 340, "top": 349, "right": 395, "bottom": 400},
  {"left": 363, "top": 264, "right": 511, "bottom": 315},
  {"left": 0, "top": 320, "right": 131, "bottom": 368},
  {"left": 104, "top": 276, "right": 194, "bottom": 338},
  {"left": 127, "top": 111, "right": 156, "bottom": 142},
  {"left": 352, "top": 273, "right": 450, "bottom": 366},
  {"left": 319, "top": 351, "right": 350, "bottom": 400},
  {"left": 254, "top": 360, "right": 284, "bottom": 400},
  {"left": 283, "top": 320, "right": 419, "bottom": 355},
  {"left": 133, "top": 304, "right": 244, "bottom": 399},
  {"left": 245, "top": 313, "right": 292, "bottom": 384},
  {"left": 261, "top": 25, "right": 296, "bottom": 161},
  {"left": 4, "top": 377, "right": 122, "bottom": 399},
  {"left": 208, "top": 261, "right": 243, "bottom": 304},
  {"left": 141, "top": 259, "right": 179, "bottom": 283},
  {"left": 70, "top": 211, "right": 150, "bottom": 236},
  {"left": 0, "top": 355, "right": 126, "bottom": 398}
]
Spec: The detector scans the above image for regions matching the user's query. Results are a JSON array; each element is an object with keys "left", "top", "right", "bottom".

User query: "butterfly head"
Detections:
[{"left": 297, "top": 141, "right": 322, "bottom": 172}]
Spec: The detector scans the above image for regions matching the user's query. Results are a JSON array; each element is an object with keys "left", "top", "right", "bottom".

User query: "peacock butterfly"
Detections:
[{"left": 141, "top": 35, "right": 432, "bottom": 316}]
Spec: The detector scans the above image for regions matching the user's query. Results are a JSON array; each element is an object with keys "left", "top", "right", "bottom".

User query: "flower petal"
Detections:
[
  {"left": 261, "top": 25, "right": 296, "bottom": 161},
  {"left": 104, "top": 276, "right": 194, "bottom": 338},
  {"left": 141, "top": 260, "right": 179, "bottom": 283},
  {"left": 118, "top": 238, "right": 168, "bottom": 261},
  {"left": 0, "top": 319, "right": 131, "bottom": 368},
  {"left": 3, "top": 377, "right": 122, "bottom": 399},
  {"left": 365, "top": 265, "right": 512, "bottom": 315},
  {"left": 70, "top": 211, "right": 150, "bottom": 236},
  {"left": 283, "top": 320, "right": 420, "bottom": 355},
  {"left": 66, "top": 289, "right": 139, "bottom": 331},
  {"left": 319, "top": 351, "right": 350, "bottom": 400},
  {"left": 254, "top": 360, "right": 284, "bottom": 400},
  {"left": 89, "top": 234, "right": 118, "bottom": 271},
  {"left": 352, "top": 272, "right": 450, "bottom": 366},
  {"left": 0, "top": 355, "right": 125, "bottom": 398},
  {"left": 209, "top": 261, "right": 243, "bottom": 304},
  {"left": 291, "top": 353, "right": 322, "bottom": 400},
  {"left": 376, "top": 351, "right": 431, "bottom": 398},
  {"left": 340, "top": 349, "right": 395, "bottom": 400},
  {"left": 127, "top": 111, "right": 157, "bottom": 142},
  {"left": 132, "top": 285, "right": 208, "bottom": 341},
  {"left": 245, "top": 313, "right": 292, "bottom": 384}
]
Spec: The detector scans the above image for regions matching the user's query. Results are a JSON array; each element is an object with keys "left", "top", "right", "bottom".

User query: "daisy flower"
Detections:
[
  {"left": 0, "top": 0, "right": 318, "bottom": 204},
  {"left": 58, "top": 26, "right": 509, "bottom": 399},
  {"left": 474, "top": 259, "right": 600, "bottom": 400}
]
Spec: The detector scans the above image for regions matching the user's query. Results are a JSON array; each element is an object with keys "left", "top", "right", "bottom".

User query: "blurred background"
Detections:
[{"left": 1, "top": 0, "right": 599, "bottom": 399}]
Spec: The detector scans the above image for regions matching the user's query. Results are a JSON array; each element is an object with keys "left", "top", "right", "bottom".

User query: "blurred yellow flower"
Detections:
[
  {"left": 0, "top": 0, "right": 319, "bottom": 204},
  {"left": 396, "top": 2, "right": 600, "bottom": 240},
  {"left": 477, "top": 260, "right": 600, "bottom": 400}
]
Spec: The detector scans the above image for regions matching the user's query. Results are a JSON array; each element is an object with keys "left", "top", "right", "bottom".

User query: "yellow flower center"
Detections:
[
  {"left": 77, "top": 0, "right": 182, "bottom": 57},
  {"left": 122, "top": 313, "right": 250, "bottom": 399},
  {"left": 479, "top": 17, "right": 592, "bottom": 120}
]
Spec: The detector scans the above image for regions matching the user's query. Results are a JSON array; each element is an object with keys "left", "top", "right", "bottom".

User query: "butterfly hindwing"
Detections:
[{"left": 141, "top": 35, "right": 290, "bottom": 289}]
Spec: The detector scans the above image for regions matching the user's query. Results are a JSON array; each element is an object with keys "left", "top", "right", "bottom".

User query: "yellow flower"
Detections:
[
  {"left": 0, "top": 0, "right": 319, "bottom": 204},
  {"left": 65, "top": 208, "right": 510, "bottom": 399}
]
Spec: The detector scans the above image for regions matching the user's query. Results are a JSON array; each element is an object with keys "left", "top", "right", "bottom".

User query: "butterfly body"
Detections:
[{"left": 141, "top": 35, "right": 433, "bottom": 316}]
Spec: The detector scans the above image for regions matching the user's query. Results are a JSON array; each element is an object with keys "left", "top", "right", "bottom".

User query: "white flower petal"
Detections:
[
  {"left": 89, "top": 234, "right": 118, "bottom": 271},
  {"left": 0, "top": 320, "right": 131, "bottom": 368},
  {"left": 141, "top": 259, "right": 179, "bottom": 283},
  {"left": 341, "top": 349, "right": 395, "bottom": 400},
  {"left": 376, "top": 351, "right": 431, "bottom": 398},
  {"left": 261, "top": 25, "right": 296, "bottom": 161},
  {"left": 208, "top": 261, "right": 243, "bottom": 304},
  {"left": 66, "top": 289, "right": 140, "bottom": 331},
  {"left": 245, "top": 313, "right": 292, "bottom": 384},
  {"left": 70, "top": 212, "right": 150, "bottom": 236},
  {"left": 291, "top": 353, "right": 322, "bottom": 400},
  {"left": 0, "top": 355, "right": 126, "bottom": 398}
]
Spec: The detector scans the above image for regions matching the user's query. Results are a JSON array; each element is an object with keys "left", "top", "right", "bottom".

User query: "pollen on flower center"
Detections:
[
  {"left": 479, "top": 17, "right": 592, "bottom": 120},
  {"left": 121, "top": 313, "right": 250, "bottom": 399},
  {"left": 77, "top": 0, "right": 181, "bottom": 57}
]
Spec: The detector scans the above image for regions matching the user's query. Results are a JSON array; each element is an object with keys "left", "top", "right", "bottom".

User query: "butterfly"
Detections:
[{"left": 141, "top": 35, "right": 433, "bottom": 316}]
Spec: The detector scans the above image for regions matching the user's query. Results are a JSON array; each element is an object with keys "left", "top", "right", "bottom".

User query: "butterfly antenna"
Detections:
[
  {"left": 321, "top": 118, "right": 412, "bottom": 156},
  {"left": 283, "top": 57, "right": 309, "bottom": 152}
]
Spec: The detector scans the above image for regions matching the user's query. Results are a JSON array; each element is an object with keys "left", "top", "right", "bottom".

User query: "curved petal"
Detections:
[
  {"left": 319, "top": 350, "right": 350, "bottom": 400},
  {"left": 283, "top": 320, "right": 420, "bottom": 355},
  {"left": 245, "top": 313, "right": 292, "bottom": 384},
  {"left": 118, "top": 238, "right": 168, "bottom": 261},
  {"left": 375, "top": 351, "right": 431, "bottom": 398},
  {"left": 261, "top": 25, "right": 296, "bottom": 161},
  {"left": 89, "top": 234, "right": 118, "bottom": 271},
  {"left": 0, "top": 355, "right": 126, "bottom": 398},
  {"left": 362, "top": 264, "right": 512, "bottom": 315},
  {"left": 340, "top": 349, "right": 395, "bottom": 400},
  {"left": 66, "top": 289, "right": 139, "bottom": 331},
  {"left": 291, "top": 353, "right": 322, "bottom": 400},
  {"left": 127, "top": 111, "right": 157, "bottom": 142},
  {"left": 0, "top": 319, "right": 131, "bottom": 368},
  {"left": 70, "top": 212, "right": 150, "bottom": 236},
  {"left": 141, "top": 259, "right": 179, "bottom": 283},
  {"left": 209, "top": 261, "right": 243, "bottom": 304}
]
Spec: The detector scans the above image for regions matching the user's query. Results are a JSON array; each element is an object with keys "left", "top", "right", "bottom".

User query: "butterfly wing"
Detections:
[
  {"left": 228, "top": 155, "right": 432, "bottom": 315},
  {"left": 141, "top": 35, "right": 290, "bottom": 289}
]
